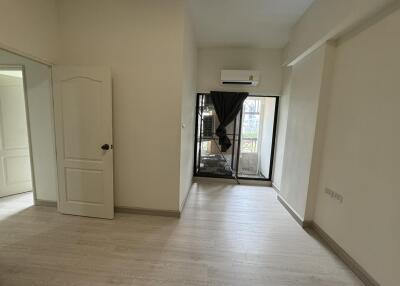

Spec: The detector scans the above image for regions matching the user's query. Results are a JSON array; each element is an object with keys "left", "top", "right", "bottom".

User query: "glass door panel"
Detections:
[
  {"left": 238, "top": 96, "right": 277, "bottom": 179},
  {"left": 194, "top": 94, "right": 278, "bottom": 181},
  {"left": 194, "top": 94, "right": 240, "bottom": 178}
]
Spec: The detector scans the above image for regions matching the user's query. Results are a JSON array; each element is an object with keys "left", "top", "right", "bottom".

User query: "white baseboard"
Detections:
[
  {"left": 271, "top": 182, "right": 280, "bottom": 192},
  {"left": 277, "top": 195, "right": 311, "bottom": 227},
  {"left": 115, "top": 206, "right": 180, "bottom": 218},
  {"left": 276, "top": 193, "right": 380, "bottom": 286},
  {"left": 35, "top": 199, "right": 57, "bottom": 207},
  {"left": 311, "top": 222, "right": 380, "bottom": 286},
  {"left": 179, "top": 181, "right": 194, "bottom": 213}
]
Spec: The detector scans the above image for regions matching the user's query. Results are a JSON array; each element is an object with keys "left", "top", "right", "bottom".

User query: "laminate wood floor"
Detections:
[{"left": 0, "top": 184, "right": 363, "bottom": 286}]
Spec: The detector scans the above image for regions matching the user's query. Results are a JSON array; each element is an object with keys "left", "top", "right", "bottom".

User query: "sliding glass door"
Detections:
[
  {"left": 238, "top": 96, "right": 277, "bottom": 179},
  {"left": 194, "top": 94, "right": 240, "bottom": 178},
  {"left": 193, "top": 93, "right": 279, "bottom": 181}
]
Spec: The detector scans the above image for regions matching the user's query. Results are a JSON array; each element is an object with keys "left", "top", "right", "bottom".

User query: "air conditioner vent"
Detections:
[{"left": 221, "top": 70, "right": 259, "bottom": 86}]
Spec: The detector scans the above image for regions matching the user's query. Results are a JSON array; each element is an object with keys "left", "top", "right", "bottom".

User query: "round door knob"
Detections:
[{"left": 101, "top": 144, "right": 110, "bottom": 150}]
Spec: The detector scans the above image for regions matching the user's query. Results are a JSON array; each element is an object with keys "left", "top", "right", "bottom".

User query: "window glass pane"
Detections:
[
  {"left": 241, "top": 114, "right": 260, "bottom": 140},
  {"left": 241, "top": 139, "right": 258, "bottom": 153},
  {"left": 241, "top": 98, "right": 262, "bottom": 154},
  {"left": 244, "top": 98, "right": 261, "bottom": 113},
  {"left": 201, "top": 141, "right": 213, "bottom": 153}
]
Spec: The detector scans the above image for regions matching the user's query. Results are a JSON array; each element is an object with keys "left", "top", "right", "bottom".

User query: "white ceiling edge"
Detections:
[{"left": 188, "top": 0, "right": 315, "bottom": 49}]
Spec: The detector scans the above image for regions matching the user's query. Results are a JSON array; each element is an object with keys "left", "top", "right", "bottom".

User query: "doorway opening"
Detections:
[
  {"left": 0, "top": 67, "right": 34, "bottom": 207},
  {"left": 193, "top": 93, "right": 279, "bottom": 181}
]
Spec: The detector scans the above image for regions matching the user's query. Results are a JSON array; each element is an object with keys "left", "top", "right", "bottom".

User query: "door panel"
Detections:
[
  {"left": 4, "top": 156, "right": 31, "bottom": 184},
  {"left": 53, "top": 66, "right": 114, "bottom": 219},
  {"left": 0, "top": 72, "right": 32, "bottom": 198},
  {"left": 65, "top": 168, "right": 104, "bottom": 204},
  {"left": 62, "top": 78, "right": 103, "bottom": 161},
  {"left": 1, "top": 86, "right": 29, "bottom": 149}
]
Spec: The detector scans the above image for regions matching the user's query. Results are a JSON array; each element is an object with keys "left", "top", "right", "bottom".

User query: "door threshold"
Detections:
[{"left": 193, "top": 176, "right": 272, "bottom": 186}]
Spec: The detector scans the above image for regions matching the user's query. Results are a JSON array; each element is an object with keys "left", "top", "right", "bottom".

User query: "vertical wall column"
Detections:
[{"left": 278, "top": 43, "right": 335, "bottom": 222}]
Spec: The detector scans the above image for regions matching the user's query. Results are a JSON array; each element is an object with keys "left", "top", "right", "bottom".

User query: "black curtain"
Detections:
[{"left": 211, "top": 91, "right": 248, "bottom": 152}]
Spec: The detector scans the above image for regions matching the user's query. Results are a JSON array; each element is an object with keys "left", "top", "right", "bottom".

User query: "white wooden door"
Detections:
[
  {"left": 52, "top": 66, "right": 114, "bottom": 219},
  {"left": 0, "top": 70, "right": 32, "bottom": 198}
]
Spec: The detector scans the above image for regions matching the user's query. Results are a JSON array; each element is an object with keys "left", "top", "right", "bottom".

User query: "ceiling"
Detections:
[{"left": 188, "top": 0, "right": 314, "bottom": 49}]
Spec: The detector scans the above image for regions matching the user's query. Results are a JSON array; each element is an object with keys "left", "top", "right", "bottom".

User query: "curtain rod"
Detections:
[{"left": 197, "top": 92, "right": 280, "bottom": 98}]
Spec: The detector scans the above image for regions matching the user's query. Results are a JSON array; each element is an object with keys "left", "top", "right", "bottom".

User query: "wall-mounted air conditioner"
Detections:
[{"left": 221, "top": 70, "right": 259, "bottom": 86}]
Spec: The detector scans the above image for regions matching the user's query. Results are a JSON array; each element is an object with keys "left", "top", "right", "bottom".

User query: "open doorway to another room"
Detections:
[
  {"left": 194, "top": 93, "right": 278, "bottom": 181},
  {"left": 0, "top": 47, "right": 58, "bottom": 219},
  {"left": 0, "top": 67, "right": 34, "bottom": 209}
]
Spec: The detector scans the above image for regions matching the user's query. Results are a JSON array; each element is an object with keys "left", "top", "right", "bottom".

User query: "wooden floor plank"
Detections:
[{"left": 0, "top": 184, "right": 363, "bottom": 285}]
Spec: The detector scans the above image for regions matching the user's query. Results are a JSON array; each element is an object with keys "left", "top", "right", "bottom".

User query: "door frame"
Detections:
[
  {"left": 239, "top": 95, "right": 280, "bottom": 181},
  {"left": 0, "top": 64, "right": 37, "bottom": 201},
  {"left": 193, "top": 93, "right": 280, "bottom": 181}
]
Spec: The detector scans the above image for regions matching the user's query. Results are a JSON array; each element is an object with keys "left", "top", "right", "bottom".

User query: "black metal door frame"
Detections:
[{"left": 193, "top": 93, "right": 279, "bottom": 181}]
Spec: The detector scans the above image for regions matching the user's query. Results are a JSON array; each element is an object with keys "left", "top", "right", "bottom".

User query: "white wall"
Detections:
[
  {"left": 57, "top": 0, "right": 186, "bottom": 211},
  {"left": 279, "top": 44, "right": 333, "bottom": 220},
  {"left": 286, "top": 0, "right": 396, "bottom": 65},
  {"left": 179, "top": 5, "right": 197, "bottom": 209},
  {"left": 197, "top": 48, "right": 282, "bottom": 95},
  {"left": 0, "top": 49, "right": 58, "bottom": 202},
  {"left": 280, "top": 1, "right": 400, "bottom": 284},
  {"left": 0, "top": 0, "right": 198, "bottom": 211},
  {"left": 0, "top": 0, "right": 59, "bottom": 63},
  {"left": 313, "top": 9, "right": 400, "bottom": 286},
  {"left": 272, "top": 67, "right": 292, "bottom": 190}
]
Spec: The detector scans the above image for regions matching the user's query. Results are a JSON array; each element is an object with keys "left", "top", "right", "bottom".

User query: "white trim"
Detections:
[
  {"left": 311, "top": 222, "right": 380, "bottom": 286},
  {"left": 0, "top": 44, "right": 52, "bottom": 66},
  {"left": 35, "top": 199, "right": 57, "bottom": 207},
  {"left": 277, "top": 194, "right": 311, "bottom": 227},
  {"left": 115, "top": 206, "right": 180, "bottom": 218}
]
